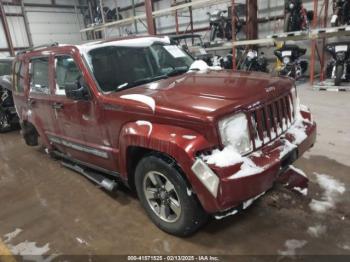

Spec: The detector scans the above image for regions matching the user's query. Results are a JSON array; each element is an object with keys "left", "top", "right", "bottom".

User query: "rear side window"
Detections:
[
  {"left": 0, "top": 61, "right": 12, "bottom": 76},
  {"left": 14, "top": 61, "right": 25, "bottom": 93},
  {"left": 30, "top": 57, "right": 49, "bottom": 94},
  {"left": 55, "top": 56, "right": 82, "bottom": 95}
]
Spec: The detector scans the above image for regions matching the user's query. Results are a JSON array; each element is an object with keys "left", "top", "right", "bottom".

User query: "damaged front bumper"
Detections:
[{"left": 192, "top": 116, "right": 317, "bottom": 215}]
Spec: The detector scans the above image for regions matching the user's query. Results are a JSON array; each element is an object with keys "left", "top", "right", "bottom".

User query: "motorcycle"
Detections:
[
  {"left": 274, "top": 44, "right": 308, "bottom": 79},
  {"left": 331, "top": 0, "right": 350, "bottom": 26},
  {"left": 94, "top": 6, "right": 122, "bottom": 24},
  {"left": 284, "top": 0, "right": 314, "bottom": 32},
  {"left": 0, "top": 75, "right": 18, "bottom": 132},
  {"left": 326, "top": 42, "right": 350, "bottom": 86},
  {"left": 208, "top": 8, "right": 242, "bottom": 42},
  {"left": 241, "top": 50, "right": 269, "bottom": 73}
]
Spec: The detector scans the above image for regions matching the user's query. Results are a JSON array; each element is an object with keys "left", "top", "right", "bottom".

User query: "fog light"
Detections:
[{"left": 191, "top": 159, "right": 219, "bottom": 197}]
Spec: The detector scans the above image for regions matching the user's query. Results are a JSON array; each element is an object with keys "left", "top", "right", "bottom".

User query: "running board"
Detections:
[{"left": 61, "top": 161, "right": 118, "bottom": 192}]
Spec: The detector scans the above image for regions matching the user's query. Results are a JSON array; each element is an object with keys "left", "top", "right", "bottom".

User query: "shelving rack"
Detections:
[{"left": 80, "top": 0, "right": 348, "bottom": 86}]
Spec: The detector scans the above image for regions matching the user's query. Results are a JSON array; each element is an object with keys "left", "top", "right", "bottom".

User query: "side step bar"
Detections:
[{"left": 61, "top": 161, "right": 118, "bottom": 192}]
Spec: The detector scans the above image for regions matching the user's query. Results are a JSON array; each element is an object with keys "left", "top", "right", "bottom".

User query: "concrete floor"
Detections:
[{"left": 0, "top": 84, "right": 349, "bottom": 259}]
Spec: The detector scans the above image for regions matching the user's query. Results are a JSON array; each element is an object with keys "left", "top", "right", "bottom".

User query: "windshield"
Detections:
[
  {"left": 0, "top": 61, "right": 12, "bottom": 76},
  {"left": 86, "top": 43, "right": 194, "bottom": 92}
]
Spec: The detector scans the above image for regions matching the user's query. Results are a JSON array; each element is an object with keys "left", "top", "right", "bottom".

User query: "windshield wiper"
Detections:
[
  {"left": 116, "top": 75, "right": 168, "bottom": 91},
  {"left": 166, "top": 66, "right": 189, "bottom": 77}
]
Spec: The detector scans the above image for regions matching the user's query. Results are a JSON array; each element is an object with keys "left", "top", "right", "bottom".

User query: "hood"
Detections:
[
  {"left": 105, "top": 70, "right": 294, "bottom": 122},
  {"left": 0, "top": 75, "right": 12, "bottom": 91}
]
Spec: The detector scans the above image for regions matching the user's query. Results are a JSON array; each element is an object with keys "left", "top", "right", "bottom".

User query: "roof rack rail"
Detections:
[{"left": 17, "top": 42, "right": 59, "bottom": 55}]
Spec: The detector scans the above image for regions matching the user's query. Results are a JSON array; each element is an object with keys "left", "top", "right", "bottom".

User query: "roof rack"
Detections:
[{"left": 17, "top": 42, "right": 59, "bottom": 54}]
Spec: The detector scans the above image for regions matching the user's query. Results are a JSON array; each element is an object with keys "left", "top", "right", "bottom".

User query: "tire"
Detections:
[
  {"left": 0, "top": 109, "right": 10, "bottom": 133},
  {"left": 284, "top": 13, "right": 291, "bottom": 32},
  {"left": 135, "top": 155, "right": 208, "bottom": 237},
  {"left": 209, "top": 26, "right": 217, "bottom": 42},
  {"left": 335, "top": 64, "right": 344, "bottom": 86}
]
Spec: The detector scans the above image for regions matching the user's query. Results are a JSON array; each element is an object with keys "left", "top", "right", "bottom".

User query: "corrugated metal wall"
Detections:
[{"left": 0, "top": 0, "right": 86, "bottom": 58}]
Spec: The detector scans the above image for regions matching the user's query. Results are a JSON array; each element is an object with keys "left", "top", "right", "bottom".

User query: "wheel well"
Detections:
[
  {"left": 126, "top": 146, "right": 191, "bottom": 191},
  {"left": 21, "top": 120, "right": 39, "bottom": 146}
]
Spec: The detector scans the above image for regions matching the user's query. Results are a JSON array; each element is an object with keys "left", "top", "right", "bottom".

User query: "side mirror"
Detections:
[{"left": 65, "top": 77, "right": 90, "bottom": 101}]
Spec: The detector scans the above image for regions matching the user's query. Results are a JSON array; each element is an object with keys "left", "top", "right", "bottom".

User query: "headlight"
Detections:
[
  {"left": 289, "top": 3, "right": 294, "bottom": 9},
  {"left": 283, "top": 56, "right": 291, "bottom": 64},
  {"left": 218, "top": 113, "right": 252, "bottom": 155}
]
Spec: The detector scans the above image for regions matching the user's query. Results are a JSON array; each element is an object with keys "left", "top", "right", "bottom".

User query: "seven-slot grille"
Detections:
[{"left": 248, "top": 92, "right": 295, "bottom": 150}]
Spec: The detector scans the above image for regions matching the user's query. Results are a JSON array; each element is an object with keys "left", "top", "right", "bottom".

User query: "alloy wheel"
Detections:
[{"left": 143, "top": 171, "right": 181, "bottom": 223}]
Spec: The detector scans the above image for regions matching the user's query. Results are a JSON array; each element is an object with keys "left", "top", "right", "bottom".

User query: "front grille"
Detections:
[{"left": 248, "top": 93, "right": 295, "bottom": 150}]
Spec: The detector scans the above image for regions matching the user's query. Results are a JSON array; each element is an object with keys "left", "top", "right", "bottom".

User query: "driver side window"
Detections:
[{"left": 55, "top": 56, "right": 82, "bottom": 95}]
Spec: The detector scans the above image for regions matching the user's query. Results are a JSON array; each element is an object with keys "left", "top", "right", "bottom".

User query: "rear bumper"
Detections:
[{"left": 193, "top": 118, "right": 316, "bottom": 214}]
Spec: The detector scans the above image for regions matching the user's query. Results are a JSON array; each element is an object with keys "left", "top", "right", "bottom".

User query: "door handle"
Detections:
[{"left": 52, "top": 102, "right": 64, "bottom": 110}]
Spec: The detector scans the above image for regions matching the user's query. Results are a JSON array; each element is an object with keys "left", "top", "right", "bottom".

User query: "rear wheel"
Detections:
[
  {"left": 284, "top": 13, "right": 291, "bottom": 32},
  {"left": 135, "top": 155, "right": 208, "bottom": 236},
  {"left": 335, "top": 64, "right": 344, "bottom": 86}
]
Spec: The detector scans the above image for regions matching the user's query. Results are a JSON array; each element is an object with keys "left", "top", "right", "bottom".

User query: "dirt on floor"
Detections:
[{"left": 0, "top": 86, "right": 349, "bottom": 261}]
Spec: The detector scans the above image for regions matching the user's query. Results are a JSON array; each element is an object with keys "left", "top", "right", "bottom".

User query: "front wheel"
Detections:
[
  {"left": 335, "top": 64, "right": 344, "bottom": 86},
  {"left": 135, "top": 155, "right": 208, "bottom": 236}
]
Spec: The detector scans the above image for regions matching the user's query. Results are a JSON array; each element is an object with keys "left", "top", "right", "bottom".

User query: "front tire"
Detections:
[
  {"left": 335, "top": 64, "right": 344, "bottom": 86},
  {"left": 135, "top": 155, "right": 208, "bottom": 236}
]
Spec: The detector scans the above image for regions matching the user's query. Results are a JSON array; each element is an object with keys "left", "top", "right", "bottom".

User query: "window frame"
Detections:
[
  {"left": 29, "top": 56, "right": 51, "bottom": 95},
  {"left": 54, "top": 54, "right": 82, "bottom": 96}
]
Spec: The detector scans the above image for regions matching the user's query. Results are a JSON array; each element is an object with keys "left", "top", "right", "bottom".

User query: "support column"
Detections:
[
  {"left": 246, "top": 0, "right": 258, "bottom": 40},
  {"left": 0, "top": 0, "right": 15, "bottom": 56},
  {"left": 145, "top": 0, "right": 156, "bottom": 35},
  {"left": 231, "top": 0, "right": 236, "bottom": 70}
]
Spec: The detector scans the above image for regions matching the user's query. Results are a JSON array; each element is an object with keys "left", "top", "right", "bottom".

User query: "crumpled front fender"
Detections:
[{"left": 118, "top": 121, "right": 221, "bottom": 212}]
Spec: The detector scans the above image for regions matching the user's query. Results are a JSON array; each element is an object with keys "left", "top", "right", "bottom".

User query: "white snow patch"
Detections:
[
  {"left": 242, "top": 192, "right": 265, "bottom": 209},
  {"left": 136, "top": 120, "right": 153, "bottom": 136},
  {"left": 309, "top": 199, "right": 334, "bottom": 213},
  {"left": 287, "top": 120, "right": 307, "bottom": 145},
  {"left": 76, "top": 237, "right": 89, "bottom": 246},
  {"left": 8, "top": 241, "right": 50, "bottom": 256},
  {"left": 309, "top": 173, "right": 345, "bottom": 213},
  {"left": 182, "top": 135, "right": 196, "bottom": 140},
  {"left": 215, "top": 209, "right": 238, "bottom": 220},
  {"left": 202, "top": 148, "right": 263, "bottom": 180},
  {"left": 230, "top": 159, "right": 264, "bottom": 180},
  {"left": 203, "top": 145, "right": 242, "bottom": 167},
  {"left": 278, "top": 239, "right": 307, "bottom": 256},
  {"left": 3, "top": 228, "right": 22, "bottom": 243},
  {"left": 339, "top": 244, "right": 350, "bottom": 250},
  {"left": 307, "top": 224, "right": 326, "bottom": 238},
  {"left": 189, "top": 60, "right": 209, "bottom": 71},
  {"left": 289, "top": 165, "right": 308, "bottom": 178},
  {"left": 189, "top": 60, "right": 222, "bottom": 72},
  {"left": 293, "top": 187, "right": 308, "bottom": 196},
  {"left": 120, "top": 94, "right": 155, "bottom": 113},
  {"left": 279, "top": 139, "right": 297, "bottom": 159}
]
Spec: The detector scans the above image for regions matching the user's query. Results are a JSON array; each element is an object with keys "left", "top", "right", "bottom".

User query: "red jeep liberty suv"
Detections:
[{"left": 12, "top": 36, "right": 316, "bottom": 236}]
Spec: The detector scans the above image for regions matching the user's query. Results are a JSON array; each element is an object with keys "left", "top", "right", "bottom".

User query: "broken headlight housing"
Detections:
[{"left": 218, "top": 113, "right": 252, "bottom": 155}]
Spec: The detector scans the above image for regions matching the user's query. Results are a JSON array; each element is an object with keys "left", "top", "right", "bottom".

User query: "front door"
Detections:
[{"left": 48, "top": 53, "right": 117, "bottom": 171}]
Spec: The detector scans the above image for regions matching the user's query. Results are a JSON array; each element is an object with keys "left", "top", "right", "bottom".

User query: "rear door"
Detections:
[{"left": 28, "top": 56, "right": 56, "bottom": 136}]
